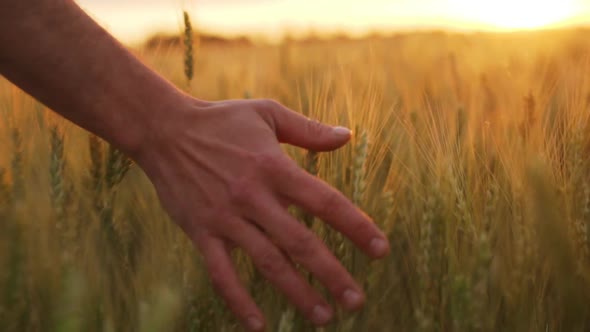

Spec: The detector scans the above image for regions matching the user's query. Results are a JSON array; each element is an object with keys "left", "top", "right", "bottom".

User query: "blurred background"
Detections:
[
  {"left": 3, "top": 1, "right": 590, "bottom": 332},
  {"left": 76, "top": 0, "right": 590, "bottom": 45}
]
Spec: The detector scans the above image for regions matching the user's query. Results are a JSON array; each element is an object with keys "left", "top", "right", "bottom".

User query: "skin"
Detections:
[{"left": 0, "top": 0, "right": 391, "bottom": 331}]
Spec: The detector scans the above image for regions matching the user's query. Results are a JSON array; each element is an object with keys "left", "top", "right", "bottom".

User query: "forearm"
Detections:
[{"left": 0, "top": 0, "right": 187, "bottom": 157}]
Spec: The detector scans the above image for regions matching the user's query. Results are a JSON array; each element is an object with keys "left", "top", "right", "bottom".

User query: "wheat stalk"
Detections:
[
  {"left": 49, "top": 125, "right": 76, "bottom": 265},
  {"left": 10, "top": 126, "right": 24, "bottom": 201},
  {"left": 353, "top": 131, "right": 368, "bottom": 208},
  {"left": 302, "top": 150, "right": 319, "bottom": 228},
  {"left": 183, "top": 11, "right": 194, "bottom": 87}
]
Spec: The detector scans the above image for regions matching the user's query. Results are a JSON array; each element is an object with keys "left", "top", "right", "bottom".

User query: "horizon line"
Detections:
[{"left": 132, "top": 20, "right": 590, "bottom": 46}]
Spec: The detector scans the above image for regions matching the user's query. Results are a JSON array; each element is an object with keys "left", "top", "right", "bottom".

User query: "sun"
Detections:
[{"left": 450, "top": 0, "right": 579, "bottom": 30}]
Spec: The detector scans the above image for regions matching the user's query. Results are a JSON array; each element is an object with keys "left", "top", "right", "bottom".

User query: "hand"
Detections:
[{"left": 135, "top": 97, "right": 391, "bottom": 331}]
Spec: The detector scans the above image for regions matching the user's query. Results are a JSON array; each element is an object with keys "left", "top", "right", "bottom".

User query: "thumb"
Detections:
[{"left": 268, "top": 102, "right": 352, "bottom": 151}]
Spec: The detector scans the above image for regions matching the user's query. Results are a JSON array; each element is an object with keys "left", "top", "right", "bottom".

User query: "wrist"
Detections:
[
  {"left": 129, "top": 93, "right": 208, "bottom": 170},
  {"left": 124, "top": 92, "right": 190, "bottom": 158}
]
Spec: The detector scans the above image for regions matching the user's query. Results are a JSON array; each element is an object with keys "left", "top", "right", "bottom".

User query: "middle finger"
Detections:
[{"left": 241, "top": 189, "right": 366, "bottom": 311}]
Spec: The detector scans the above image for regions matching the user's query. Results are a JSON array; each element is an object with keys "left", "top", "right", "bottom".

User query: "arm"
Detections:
[
  {"left": 0, "top": 0, "right": 184, "bottom": 155},
  {"left": 0, "top": 1, "right": 390, "bottom": 331}
]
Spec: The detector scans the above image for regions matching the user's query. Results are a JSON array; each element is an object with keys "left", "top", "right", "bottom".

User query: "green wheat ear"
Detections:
[
  {"left": 50, "top": 126, "right": 65, "bottom": 223},
  {"left": 183, "top": 11, "right": 194, "bottom": 85},
  {"left": 105, "top": 144, "right": 133, "bottom": 190},
  {"left": 353, "top": 131, "right": 368, "bottom": 208},
  {"left": 10, "top": 126, "right": 24, "bottom": 201},
  {"left": 49, "top": 125, "right": 71, "bottom": 264},
  {"left": 301, "top": 150, "right": 318, "bottom": 228},
  {"left": 0, "top": 168, "right": 8, "bottom": 207},
  {"left": 88, "top": 135, "right": 104, "bottom": 194}
]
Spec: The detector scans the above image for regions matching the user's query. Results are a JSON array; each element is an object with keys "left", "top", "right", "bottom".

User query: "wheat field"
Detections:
[{"left": 1, "top": 23, "right": 590, "bottom": 331}]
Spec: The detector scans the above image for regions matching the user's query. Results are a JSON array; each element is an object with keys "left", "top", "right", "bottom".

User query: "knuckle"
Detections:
[
  {"left": 317, "top": 189, "right": 343, "bottom": 217},
  {"left": 256, "top": 249, "right": 288, "bottom": 276},
  {"left": 206, "top": 207, "right": 236, "bottom": 228},
  {"left": 252, "top": 152, "right": 285, "bottom": 173},
  {"left": 208, "top": 265, "right": 228, "bottom": 291},
  {"left": 228, "top": 176, "right": 258, "bottom": 205},
  {"left": 286, "top": 230, "right": 318, "bottom": 261},
  {"left": 305, "top": 118, "right": 325, "bottom": 136},
  {"left": 350, "top": 219, "right": 373, "bottom": 238},
  {"left": 258, "top": 98, "right": 281, "bottom": 111}
]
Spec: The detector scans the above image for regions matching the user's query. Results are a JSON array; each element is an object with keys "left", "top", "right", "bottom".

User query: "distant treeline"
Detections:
[
  {"left": 144, "top": 26, "right": 590, "bottom": 50},
  {"left": 144, "top": 32, "right": 253, "bottom": 50},
  {"left": 143, "top": 30, "right": 383, "bottom": 49}
]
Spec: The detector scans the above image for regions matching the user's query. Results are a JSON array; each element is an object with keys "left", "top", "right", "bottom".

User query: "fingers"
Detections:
[
  {"left": 259, "top": 99, "right": 352, "bottom": 152},
  {"left": 226, "top": 218, "right": 335, "bottom": 326},
  {"left": 242, "top": 190, "right": 367, "bottom": 311},
  {"left": 273, "top": 160, "right": 390, "bottom": 259},
  {"left": 197, "top": 236, "right": 265, "bottom": 332}
]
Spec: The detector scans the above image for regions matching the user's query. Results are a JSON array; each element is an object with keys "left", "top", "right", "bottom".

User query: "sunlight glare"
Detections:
[{"left": 450, "top": 0, "right": 579, "bottom": 29}]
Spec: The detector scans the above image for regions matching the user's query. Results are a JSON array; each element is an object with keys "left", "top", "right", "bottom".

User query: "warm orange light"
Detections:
[
  {"left": 450, "top": 0, "right": 580, "bottom": 30},
  {"left": 78, "top": 0, "right": 590, "bottom": 44}
]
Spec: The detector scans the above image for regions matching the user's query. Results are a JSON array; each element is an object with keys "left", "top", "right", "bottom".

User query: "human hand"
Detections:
[{"left": 135, "top": 97, "right": 390, "bottom": 331}]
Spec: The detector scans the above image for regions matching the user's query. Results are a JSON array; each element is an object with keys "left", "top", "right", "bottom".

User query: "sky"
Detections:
[{"left": 75, "top": 0, "right": 590, "bottom": 44}]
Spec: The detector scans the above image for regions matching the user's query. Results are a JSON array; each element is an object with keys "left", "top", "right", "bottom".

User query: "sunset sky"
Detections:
[{"left": 75, "top": 0, "right": 590, "bottom": 44}]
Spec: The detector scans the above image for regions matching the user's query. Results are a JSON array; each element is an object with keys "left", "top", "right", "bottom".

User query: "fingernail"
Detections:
[
  {"left": 370, "top": 238, "right": 389, "bottom": 257},
  {"left": 246, "top": 316, "right": 264, "bottom": 331},
  {"left": 342, "top": 289, "right": 364, "bottom": 310},
  {"left": 312, "top": 305, "right": 333, "bottom": 325},
  {"left": 333, "top": 126, "right": 352, "bottom": 137}
]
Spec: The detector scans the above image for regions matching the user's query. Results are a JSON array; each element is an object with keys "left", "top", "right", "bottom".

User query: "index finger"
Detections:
[{"left": 276, "top": 161, "right": 390, "bottom": 258}]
